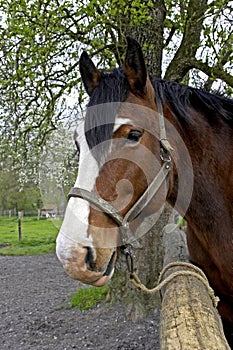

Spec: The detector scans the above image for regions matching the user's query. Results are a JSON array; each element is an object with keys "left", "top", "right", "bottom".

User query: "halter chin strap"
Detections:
[{"left": 68, "top": 98, "right": 173, "bottom": 248}]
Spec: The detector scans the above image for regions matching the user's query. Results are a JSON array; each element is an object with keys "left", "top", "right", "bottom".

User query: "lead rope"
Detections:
[{"left": 129, "top": 261, "right": 219, "bottom": 308}]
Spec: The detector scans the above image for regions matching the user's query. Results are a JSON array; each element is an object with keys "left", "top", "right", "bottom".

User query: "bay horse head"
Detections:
[{"left": 56, "top": 38, "right": 182, "bottom": 286}]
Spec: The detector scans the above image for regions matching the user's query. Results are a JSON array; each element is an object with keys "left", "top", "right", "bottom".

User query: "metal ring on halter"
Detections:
[{"left": 120, "top": 245, "right": 134, "bottom": 274}]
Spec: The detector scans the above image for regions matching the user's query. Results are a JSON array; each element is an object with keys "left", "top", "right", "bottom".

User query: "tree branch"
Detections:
[
  {"left": 204, "top": 33, "right": 233, "bottom": 90},
  {"left": 191, "top": 58, "right": 233, "bottom": 87},
  {"left": 165, "top": 0, "right": 208, "bottom": 81},
  {"left": 164, "top": 24, "right": 176, "bottom": 48}
]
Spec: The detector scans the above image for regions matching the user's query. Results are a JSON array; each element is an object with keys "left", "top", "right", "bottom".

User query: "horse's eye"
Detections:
[{"left": 127, "top": 130, "right": 142, "bottom": 143}]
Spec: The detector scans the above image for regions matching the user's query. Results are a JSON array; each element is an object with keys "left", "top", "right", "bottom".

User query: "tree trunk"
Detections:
[
  {"left": 160, "top": 224, "right": 230, "bottom": 350},
  {"left": 107, "top": 0, "right": 171, "bottom": 321},
  {"left": 108, "top": 205, "right": 172, "bottom": 321},
  {"left": 126, "top": 0, "right": 166, "bottom": 77}
]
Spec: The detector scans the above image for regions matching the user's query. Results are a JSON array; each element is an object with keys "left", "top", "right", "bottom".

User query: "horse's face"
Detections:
[{"left": 56, "top": 38, "right": 168, "bottom": 286}]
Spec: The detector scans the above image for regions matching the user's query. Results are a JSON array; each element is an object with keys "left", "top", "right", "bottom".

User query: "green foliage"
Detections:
[
  {"left": 69, "top": 285, "right": 109, "bottom": 311},
  {"left": 0, "top": 216, "right": 61, "bottom": 255},
  {"left": 0, "top": 0, "right": 232, "bottom": 175}
]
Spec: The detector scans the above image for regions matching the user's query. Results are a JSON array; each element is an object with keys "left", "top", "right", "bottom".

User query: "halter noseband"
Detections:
[{"left": 67, "top": 97, "right": 173, "bottom": 249}]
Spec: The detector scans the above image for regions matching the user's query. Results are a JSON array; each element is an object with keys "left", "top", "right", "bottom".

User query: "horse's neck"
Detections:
[
  {"left": 180, "top": 113, "right": 233, "bottom": 227},
  {"left": 169, "top": 112, "right": 233, "bottom": 242}
]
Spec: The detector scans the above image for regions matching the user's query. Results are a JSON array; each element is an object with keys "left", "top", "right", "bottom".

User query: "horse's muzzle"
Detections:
[{"left": 56, "top": 236, "right": 115, "bottom": 286}]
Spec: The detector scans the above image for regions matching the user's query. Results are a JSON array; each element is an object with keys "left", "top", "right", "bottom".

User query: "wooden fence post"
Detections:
[
  {"left": 160, "top": 224, "right": 230, "bottom": 350},
  {"left": 18, "top": 211, "right": 23, "bottom": 242}
]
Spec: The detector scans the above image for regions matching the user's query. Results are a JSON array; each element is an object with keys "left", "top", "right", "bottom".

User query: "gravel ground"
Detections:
[{"left": 0, "top": 254, "right": 160, "bottom": 350}]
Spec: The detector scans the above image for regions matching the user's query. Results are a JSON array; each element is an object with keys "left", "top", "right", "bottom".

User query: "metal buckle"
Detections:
[{"left": 160, "top": 147, "right": 171, "bottom": 162}]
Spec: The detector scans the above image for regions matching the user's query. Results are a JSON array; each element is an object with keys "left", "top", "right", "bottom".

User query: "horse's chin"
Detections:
[
  {"left": 59, "top": 253, "right": 116, "bottom": 287},
  {"left": 92, "top": 268, "right": 115, "bottom": 287}
]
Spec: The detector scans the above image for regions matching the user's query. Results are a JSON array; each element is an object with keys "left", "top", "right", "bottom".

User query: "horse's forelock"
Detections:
[{"left": 84, "top": 69, "right": 130, "bottom": 162}]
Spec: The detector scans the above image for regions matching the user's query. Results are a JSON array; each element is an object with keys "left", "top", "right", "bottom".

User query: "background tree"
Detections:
[
  {"left": 0, "top": 127, "right": 78, "bottom": 217},
  {"left": 0, "top": 0, "right": 232, "bottom": 318},
  {"left": 0, "top": 159, "right": 42, "bottom": 215},
  {"left": 39, "top": 126, "right": 78, "bottom": 215}
]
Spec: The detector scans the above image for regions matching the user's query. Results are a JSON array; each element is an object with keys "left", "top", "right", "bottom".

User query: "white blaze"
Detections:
[
  {"left": 56, "top": 115, "right": 134, "bottom": 261},
  {"left": 56, "top": 122, "right": 100, "bottom": 260},
  {"left": 113, "top": 117, "right": 133, "bottom": 132}
]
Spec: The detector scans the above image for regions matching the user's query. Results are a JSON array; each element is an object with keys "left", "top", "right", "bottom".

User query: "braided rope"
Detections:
[{"left": 129, "top": 261, "right": 219, "bottom": 308}]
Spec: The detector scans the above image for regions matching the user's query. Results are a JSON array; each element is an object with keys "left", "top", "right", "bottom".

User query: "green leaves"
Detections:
[{"left": 0, "top": 0, "right": 232, "bottom": 180}]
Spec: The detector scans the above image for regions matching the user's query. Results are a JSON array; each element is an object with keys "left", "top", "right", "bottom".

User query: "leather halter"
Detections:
[{"left": 68, "top": 98, "right": 173, "bottom": 248}]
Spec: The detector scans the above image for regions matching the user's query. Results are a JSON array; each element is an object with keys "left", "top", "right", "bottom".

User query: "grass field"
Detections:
[{"left": 0, "top": 216, "right": 62, "bottom": 255}]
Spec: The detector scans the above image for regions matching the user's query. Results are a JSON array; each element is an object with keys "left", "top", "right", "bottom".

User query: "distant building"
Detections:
[{"left": 40, "top": 205, "right": 58, "bottom": 218}]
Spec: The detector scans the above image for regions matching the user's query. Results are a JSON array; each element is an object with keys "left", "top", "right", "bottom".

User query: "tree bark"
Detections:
[
  {"left": 160, "top": 224, "right": 230, "bottom": 350},
  {"left": 126, "top": 0, "right": 166, "bottom": 77}
]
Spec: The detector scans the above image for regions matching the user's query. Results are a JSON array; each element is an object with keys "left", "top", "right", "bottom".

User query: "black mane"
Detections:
[
  {"left": 152, "top": 78, "right": 233, "bottom": 127},
  {"left": 84, "top": 67, "right": 233, "bottom": 157}
]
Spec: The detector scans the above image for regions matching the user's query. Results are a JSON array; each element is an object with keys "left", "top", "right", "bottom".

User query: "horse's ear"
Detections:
[
  {"left": 124, "top": 37, "right": 147, "bottom": 95},
  {"left": 79, "top": 51, "right": 101, "bottom": 96}
]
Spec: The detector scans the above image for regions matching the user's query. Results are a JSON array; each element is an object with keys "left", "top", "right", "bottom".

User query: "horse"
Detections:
[{"left": 56, "top": 37, "right": 233, "bottom": 346}]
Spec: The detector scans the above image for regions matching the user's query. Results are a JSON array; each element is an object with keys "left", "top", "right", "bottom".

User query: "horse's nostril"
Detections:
[{"left": 85, "top": 247, "right": 95, "bottom": 271}]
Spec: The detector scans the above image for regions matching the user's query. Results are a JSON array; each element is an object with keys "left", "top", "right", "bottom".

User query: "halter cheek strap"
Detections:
[{"left": 68, "top": 157, "right": 171, "bottom": 247}]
